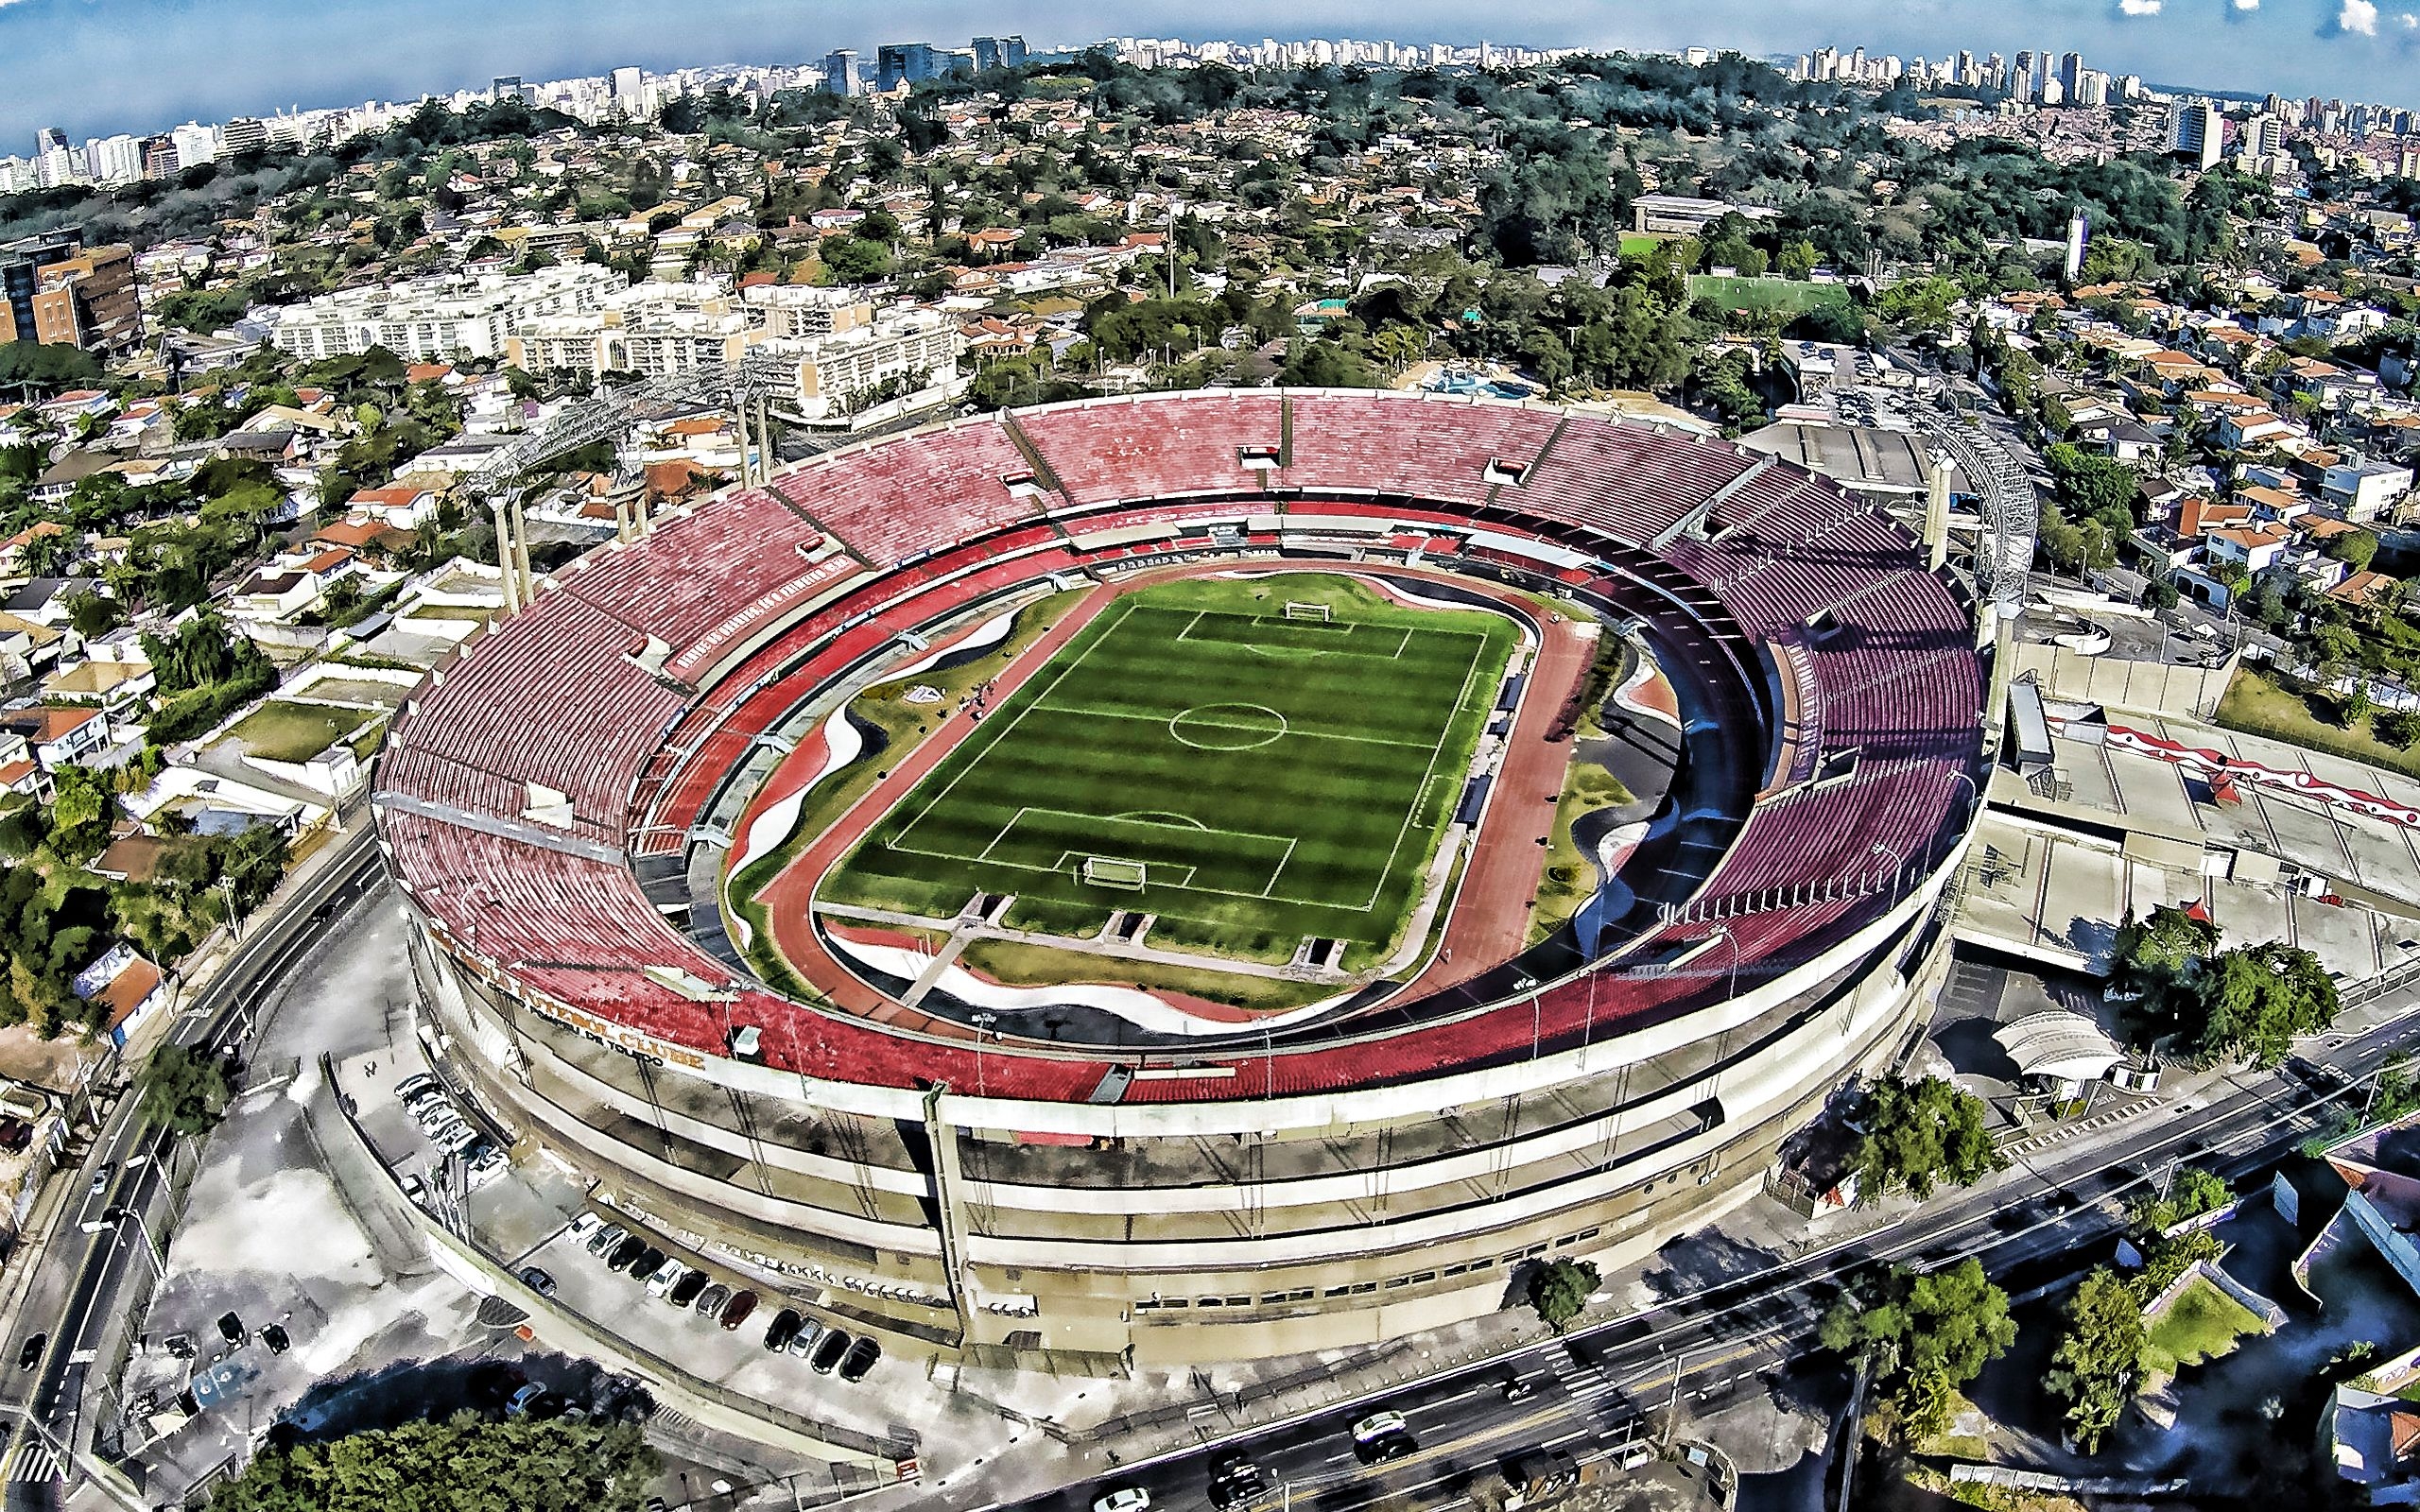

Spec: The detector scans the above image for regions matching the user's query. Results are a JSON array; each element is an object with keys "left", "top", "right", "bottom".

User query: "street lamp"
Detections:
[
  {"left": 1707, "top": 925, "right": 1741, "bottom": 1001},
  {"left": 970, "top": 1011, "right": 997, "bottom": 1099},
  {"left": 78, "top": 1204, "right": 165, "bottom": 1281}
]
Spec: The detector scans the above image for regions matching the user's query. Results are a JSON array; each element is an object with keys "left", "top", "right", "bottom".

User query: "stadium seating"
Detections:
[{"left": 378, "top": 392, "right": 1986, "bottom": 1103}]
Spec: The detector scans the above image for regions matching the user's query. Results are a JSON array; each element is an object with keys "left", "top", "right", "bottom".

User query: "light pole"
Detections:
[
  {"left": 971, "top": 1012, "right": 997, "bottom": 1099},
  {"left": 78, "top": 1204, "right": 166, "bottom": 1281},
  {"left": 1708, "top": 925, "right": 1740, "bottom": 1001}
]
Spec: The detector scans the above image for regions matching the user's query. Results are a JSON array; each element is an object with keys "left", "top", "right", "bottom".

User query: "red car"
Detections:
[{"left": 718, "top": 1290, "right": 758, "bottom": 1331}]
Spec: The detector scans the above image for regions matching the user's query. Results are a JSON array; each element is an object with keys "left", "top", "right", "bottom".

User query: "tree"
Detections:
[
  {"left": 2044, "top": 1268, "right": 2147, "bottom": 1452},
  {"left": 2111, "top": 904, "right": 2219, "bottom": 994},
  {"left": 2326, "top": 529, "right": 2380, "bottom": 574},
  {"left": 1851, "top": 1074, "right": 2002, "bottom": 1200},
  {"left": 2173, "top": 942, "right": 2340, "bottom": 1065},
  {"left": 137, "top": 1044, "right": 231, "bottom": 1137},
  {"left": 2377, "top": 709, "right": 2420, "bottom": 750},
  {"left": 1526, "top": 1258, "right": 1599, "bottom": 1332},
  {"left": 1820, "top": 1259, "right": 2015, "bottom": 1441},
  {"left": 208, "top": 1416, "right": 657, "bottom": 1512}
]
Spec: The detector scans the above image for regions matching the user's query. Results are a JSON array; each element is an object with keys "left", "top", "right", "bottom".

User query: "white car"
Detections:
[
  {"left": 1093, "top": 1490, "right": 1150, "bottom": 1512},
  {"left": 465, "top": 1147, "right": 508, "bottom": 1189},
  {"left": 423, "top": 1116, "right": 467, "bottom": 1148},
  {"left": 566, "top": 1212, "right": 602, "bottom": 1244},
  {"left": 440, "top": 1123, "right": 482, "bottom": 1158},
  {"left": 1353, "top": 1411, "right": 1409, "bottom": 1442},
  {"left": 645, "top": 1259, "right": 684, "bottom": 1297}
]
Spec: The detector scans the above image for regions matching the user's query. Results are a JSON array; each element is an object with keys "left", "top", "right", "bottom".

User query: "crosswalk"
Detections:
[{"left": 3, "top": 1438, "right": 61, "bottom": 1485}]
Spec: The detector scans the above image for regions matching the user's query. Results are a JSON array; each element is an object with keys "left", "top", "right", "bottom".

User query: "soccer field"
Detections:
[{"left": 816, "top": 575, "right": 1520, "bottom": 959}]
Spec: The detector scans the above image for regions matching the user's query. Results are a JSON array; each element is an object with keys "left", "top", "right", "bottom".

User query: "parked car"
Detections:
[
  {"left": 517, "top": 1266, "right": 557, "bottom": 1299},
  {"left": 260, "top": 1324, "right": 291, "bottom": 1355},
  {"left": 718, "top": 1291, "right": 757, "bottom": 1332},
  {"left": 786, "top": 1320, "right": 825, "bottom": 1360},
  {"left": 565, "top": 1212, "right": 603, "bottom": 1246},
  {"left": 586, "top": 1223, "right": 627, "bottom": 1258},
  {"left": 629, "top": 1246, "right": 667, "bottom": 1282},
  {"left": 809, "top": 1330, "right": 851, "bottom": 1375},
  {"left": 692, "top": 1282, "right": 731, "bottom": 1319},
  {"left": 764, "top": 1308, "right": 804, "bottom": 1351},
  {"left": 88, "top": 1165, "right": 110, "bottom": 1197},
  {"left": 666, "top": 1269, "right": 709, "bottom": 1308},
  {"left": 16, "top": 1333, "right": 43, "bottom": 1371},
  {"left": 504, "top": 1383, "right": 546, "bottom": 1418},
  {"left": 644, "top": 1258, "right": 683, "bottom": 1297},
  {"left": 1094, "top": 1489, "right": 1150, "bottom": 1512},
  {"left": 440, "top": 1123, "right": 482, "bottom": 1158},
  {"left": 411, "top": 1101, "right": 456, "bottom": 1131},
  {"left": 393, "top": 1073, "right": 437, "bottom": 1101},
  {"left": 465, "top": 1145, "right": 507, "bottom": 1188},
  {"left": 216, "top": 1313, "right": 248, "bottom": 1347},
  {"left": 398, "top": 1173, "right": 424, "bottom": 1204},
  {"left": 837, "top": 1335, "right": 879, "bottom": 1383},
  {"left": 605, "top": 1237, "right": 646, "bottom": 1273}
]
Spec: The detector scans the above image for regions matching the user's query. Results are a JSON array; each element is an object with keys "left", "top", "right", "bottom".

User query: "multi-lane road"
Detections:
[
  {"left": 0, "top": 822, "right": 2411, "bottom": 1512},
  {"left": 967, "top": 992, "right": 2420, "bottom": 1512},
  {"left": 0, "top": 828, "right": 385, "bottom": 1512}
]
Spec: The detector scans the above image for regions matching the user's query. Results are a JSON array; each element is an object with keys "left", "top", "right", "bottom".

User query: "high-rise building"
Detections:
[
  {"left": 2242, "top": 112, "right": 2286, "bottom": 158},
  {"left": 972, "top": 35, "right": 1028, "bottom": 71},
  {"left": 822, "top": 49, "right": 861, "bottom": 95},
  {"left": 140, "top": 136, "right": 179, "bottom": 180},
  {"left": 2169, "top": 100, "right": 2223, "bottom": 169},
  {"left": 81, "top": 135, "right": 143, "bottom": 185},
  {"left": 492, "top": 76, "right": 527, "bottom": 104},
  {"left": 168, "top": 121, "right": 218, "bottom": 168},
  {"left": 0, "top": 231, "right": 142, "bottom": 354},
  {"left": 876, "top": 42, "right": 942, "bottom": 92},
  {"left": 2059, "top": 51, "right": 2084, "bottom": 100},
  {"left": 220, "top": 117, "right": 268, "bottom": 156},
  {"left": 609, "top": 67, "right": 647, "bottom": 116}
]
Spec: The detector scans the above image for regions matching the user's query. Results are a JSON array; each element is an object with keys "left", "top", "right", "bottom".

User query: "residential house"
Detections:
[
  {"left": 0, "top": 705, "right": 112, "bottom": 769},
  {"left": 347, "top": 485, "right": 439, "bottom": 530}
]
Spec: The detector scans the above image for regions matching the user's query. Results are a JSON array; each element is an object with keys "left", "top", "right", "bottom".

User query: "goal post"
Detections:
[
  {"left": 1080, "top": 856, "right": 1150, "bottom": 890},
  {"left": 1282, "top": 601, "right": 1333, "bottom": 622}
]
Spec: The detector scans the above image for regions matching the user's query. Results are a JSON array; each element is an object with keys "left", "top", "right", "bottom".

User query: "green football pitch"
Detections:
[{"left": 816, "top": 574, "right": 1520, "bottom": 958}]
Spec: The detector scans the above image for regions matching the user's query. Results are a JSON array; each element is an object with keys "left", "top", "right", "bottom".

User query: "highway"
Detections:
[
  {"left": 0, "top": 826, "right": 385, "bottom": 1512},
  {"left": 966, "top": 993, "right": 2420, "bottom": 1512}
]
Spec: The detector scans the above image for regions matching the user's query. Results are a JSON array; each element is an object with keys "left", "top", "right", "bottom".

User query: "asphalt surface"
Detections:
[
  {"left": 966, "top": 995, "right": 2420, "bottom": 1512},
  {"left": 0, "top": 827, "right": 385, "bottom": 1512}
]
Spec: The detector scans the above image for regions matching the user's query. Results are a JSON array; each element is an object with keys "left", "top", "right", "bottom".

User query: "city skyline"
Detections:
[{"left": 3, "top": 0, "right": 2420, "bottom": 148}]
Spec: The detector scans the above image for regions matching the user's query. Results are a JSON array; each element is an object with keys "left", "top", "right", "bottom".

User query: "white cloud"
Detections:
[
  {"left": 2118, "top": 0, "right": 2162, "bottom": 13},
  {"left": 2341, "top": 0, "right": 2380, "bottom": 31},
  {"left": 2403, "top": 9, "right": 2418, "bottom": 25},
  {"left": 2232, "top": 0, "right": 2258, "bottom": 9}
]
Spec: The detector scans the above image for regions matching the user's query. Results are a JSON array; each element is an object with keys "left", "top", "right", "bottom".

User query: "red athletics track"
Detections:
[{"left": 741, "top": 560, "right": 1592, "bottom": 1030}]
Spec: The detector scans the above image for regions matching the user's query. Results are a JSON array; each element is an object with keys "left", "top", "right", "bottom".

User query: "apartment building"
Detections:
[
  {"left": 508, "top": 283, "right": 754, "bottom": 379},
  {"left": 0, "top": 232, "right": 143, "bottom": 354},
  {"left": 267, "top": 265, "right": 619, "bottom": 363}
]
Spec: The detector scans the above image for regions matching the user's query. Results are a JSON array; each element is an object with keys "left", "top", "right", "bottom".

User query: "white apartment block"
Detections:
[
  {"left": 268, "top": 265, "right": 620, "bottom": 363},
  {"left": 508, "top": 282, "right": 752, "bottom": 378},
  {"left": 741, "top": 283, "right": 875, "bottom": 339},
  {"left": 761, "top": 310, "right": 964, "bottom": 421}
]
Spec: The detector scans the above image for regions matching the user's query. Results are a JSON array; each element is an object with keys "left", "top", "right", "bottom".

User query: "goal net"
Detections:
[
  {"left": 1283, "top": 601, "right": 1333, "bottom": 622},
  {"left": 1080, "top": 856, "right": 1150, "bottom": 890}
]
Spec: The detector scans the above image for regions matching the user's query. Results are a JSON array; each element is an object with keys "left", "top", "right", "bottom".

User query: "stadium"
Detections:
[{"left": 373, "top": 388, "right": 1988, "bottom": 1369}]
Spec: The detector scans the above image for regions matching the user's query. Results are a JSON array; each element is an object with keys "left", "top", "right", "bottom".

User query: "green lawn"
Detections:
[
  {"left": 2143, "top": 1278, "right": 2265, "bottom": 1375},
  {"left": 1617, "top": 233, "right": 1664, "bottom": 258},
  {"left": 819, "top": 574, "right": 1517, "bottom": 959},
  {"left": 1685, "top": 274, "right": 1853, "bottom": 316},
  {"left": 223, "top": 700, "right": 376, "bottom": 764},
  {"left": 954, "top": 938, "right": 1344, "bottom": 1013},
  {"left": 2215, "top": 667, "right": 2420, "bottom": 780}
]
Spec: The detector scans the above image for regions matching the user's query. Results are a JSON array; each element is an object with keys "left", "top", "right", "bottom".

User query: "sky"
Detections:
[{"left": 2, "top": 0, "right": 2418, "bottom": 149}]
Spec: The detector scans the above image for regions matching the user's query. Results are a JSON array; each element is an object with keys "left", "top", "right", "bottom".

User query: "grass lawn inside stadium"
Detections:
[{"left": 817, "top": 573, "right": 1519, "bottom": 960}]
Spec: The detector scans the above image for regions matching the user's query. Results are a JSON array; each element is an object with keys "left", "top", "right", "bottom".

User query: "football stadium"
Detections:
[{"left": 374, "top": 388, "right": 1988, "bottom": 1367}]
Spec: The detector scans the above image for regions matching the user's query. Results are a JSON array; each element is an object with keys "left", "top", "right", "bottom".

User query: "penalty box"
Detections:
[{"left": 962, "top": 807, "right": 1302, "bottom": 899}]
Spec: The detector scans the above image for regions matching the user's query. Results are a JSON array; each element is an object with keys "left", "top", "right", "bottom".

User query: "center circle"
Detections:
[{"left": 1167, "top": 703, "right": 1288, "bottom": 751}]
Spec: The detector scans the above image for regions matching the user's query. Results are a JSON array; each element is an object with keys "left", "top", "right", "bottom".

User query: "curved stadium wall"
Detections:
[{"left": 374, "top": 388, "right": 1986, "bottom": 1367}]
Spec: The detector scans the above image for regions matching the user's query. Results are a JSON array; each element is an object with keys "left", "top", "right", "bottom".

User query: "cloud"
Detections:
[
  {"left": 2118, "top": 0, "right": 2162, "bottom": 12},
  {"left": 2339, "top": 0, "right": 2379, "bottom": 30},
  {"left": 2232, "top": 0, "right": 2257, "bottom": 9}
]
